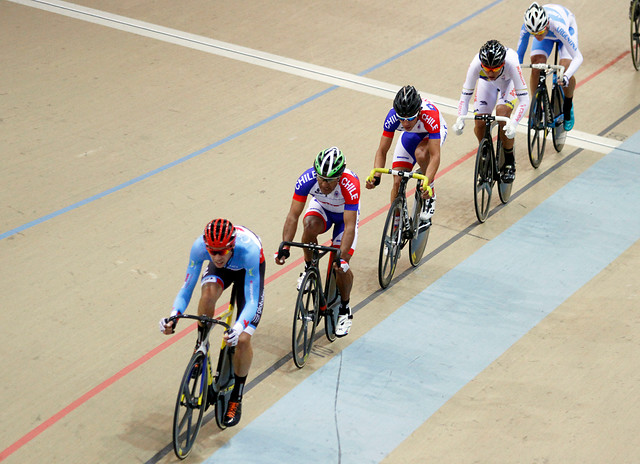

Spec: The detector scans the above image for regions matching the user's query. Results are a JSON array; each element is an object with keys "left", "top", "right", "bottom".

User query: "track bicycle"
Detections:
[
  {"left": 166, "top": 290, "right": 236, "bottom": 460},
  {"left": 278, "top": 241, "right": 342, "bottom": 368},
  {"left": 367, "top": 168, "right": 432, "bottom": 289},
  {"left": 631, "top": 0, "right": 640, "bottom": 70},
  {"left": 522, "top": 62, "right": 566, "bottom": 168},
  {"left": 459, "top": 114, "right": 513, "bottom": 223}
]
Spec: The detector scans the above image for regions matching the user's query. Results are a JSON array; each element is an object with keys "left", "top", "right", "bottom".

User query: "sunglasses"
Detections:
[
  {"left": 207, "top": 246, "right": 232, "bottom": 256},
  {"left": 481, "top": 63, "right": 504, "bottom": 73},
  {"left": 532, "top": 27, "right": 547, "bottom": 36},
  {"left": 317, "top": 175, "right": 340, "bottom": 182},
  {"left": 397, "top": 113, "right": 419, "bottom": 121}
]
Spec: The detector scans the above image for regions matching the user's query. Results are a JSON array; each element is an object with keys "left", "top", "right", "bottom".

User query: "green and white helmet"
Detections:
[{"left": 314, "top": 146, "right": 346, "bottom": 179}]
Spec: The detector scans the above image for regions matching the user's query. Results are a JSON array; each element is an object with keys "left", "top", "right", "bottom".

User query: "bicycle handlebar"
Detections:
[
  {"left": 167, "top": 313, "right": 231, "bottom": 330},
  {"left": 367, "top": 168, "right": 432, "bottom": 198},
  {"left": 460, "top": 114, "right": 511, "bottom": 124},
  {"left": 278, "top": 240, "right": 341, "bottom": 263},
  {"left": 521, "top": 63, "right": 565, "bottom": 80},
  {"left": 366, "top": 167, "right": 428, "bottom": 183}
]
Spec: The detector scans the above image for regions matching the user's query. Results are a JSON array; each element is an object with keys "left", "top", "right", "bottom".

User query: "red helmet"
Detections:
[{"left": 203, "top": 218, "right": 236, "bottom": 249}]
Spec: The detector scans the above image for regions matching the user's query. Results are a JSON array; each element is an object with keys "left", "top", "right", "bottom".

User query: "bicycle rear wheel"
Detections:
[
  {"left": 173, "top": 351, "right": 207, "bottom": 459},
  {"left": 292, "top": 268, "right": 321, "bottom": 368},
  {"left": 631, "top": 0, "right": 640, "bottom": 70},
  {"left": 496, "top": 138, "right": 513, "bottom": 204},
  {"left": 408, "top": 183, "right": 430, "bottom": 267},
  {"left": 213, "top": 346, "right": 235, "bottom": 429},
  {"left": 378, "top": 197, "right": 403, "bottom": 288},
  {"left": 474, "top": 138, "right": 494, "bottom": 223},
  {"left": 323, "top": 260, "right": 339, "bottom": 342},
  {"left": 550, "top": 84, "right": 566, "bottom": 152},
  {"left": 527, "top": 89, "right": 547, "bottom": 168}
]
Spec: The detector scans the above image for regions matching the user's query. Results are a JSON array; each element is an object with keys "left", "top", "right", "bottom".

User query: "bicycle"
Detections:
[
  {"left": 278, "top": 241, "right": 341, "bottom": 368},
  {"left": 522, "top": 62, "right": 566, "bottom": 168},
  {"left": 631, "top": 0, "right": 640, "bottom": 70},
  {"left": 459, "top": 114, "right": 513, "bottom": 223},
  {"left": 367, "top": 168, "right": 432, "bottom": 289},
  {"left": 166, "top": 290, "right": 236, "bottom": 460}
]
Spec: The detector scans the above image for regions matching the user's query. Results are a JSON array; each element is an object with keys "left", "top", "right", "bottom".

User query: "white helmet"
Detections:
[{"left": 524, "top": 2, "right": 549, "bottom": 33}]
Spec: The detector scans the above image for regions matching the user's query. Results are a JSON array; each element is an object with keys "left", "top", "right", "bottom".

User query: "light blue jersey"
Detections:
[{"left": 516, "top": 4, "right": 583, "bottom": 79}]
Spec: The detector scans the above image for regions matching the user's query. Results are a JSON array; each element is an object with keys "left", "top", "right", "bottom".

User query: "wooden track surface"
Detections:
[{"left": 1, "top": 1, "right": 638, "bottom": 462}]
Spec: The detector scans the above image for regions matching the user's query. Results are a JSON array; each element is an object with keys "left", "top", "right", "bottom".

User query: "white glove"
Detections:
[
  {"left": 159, "top": 317, "right": 173, "bottom": 334},
  {"left": 339, "top": 259, "right": 350, "bottom": 273},
  {"left": 561, "top": 75, "right": 569, "bottom": 87},
  {"left": 453, "top": 116, "right": 465, "bottom": 135},
  {"left": 503, "top": 120, "right": 517, "bottom": 139},
  {"left": 226, "top": 322, "right": 244, "bottom": 346}
]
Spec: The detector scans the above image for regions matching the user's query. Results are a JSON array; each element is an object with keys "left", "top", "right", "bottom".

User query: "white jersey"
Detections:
[{"left": 457, "top": 48, "right": 529, "bottom": 125}]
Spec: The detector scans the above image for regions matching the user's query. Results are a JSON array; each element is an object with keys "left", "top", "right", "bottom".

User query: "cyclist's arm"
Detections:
[
  {"left": 340, "top": 209, "right": 358, "bottom": 261},
  {"left": 423, "top": 137, "right": 441, "bottom": 192},
  {"left": 507, "top": 52, "right": 530, "bottom": 124},
  {"left": 171, "top": 237, "right": 206, "bottom": 316},
  {"left": 457, "top": 57, "right": 481, "bottom": 116},
  {"left": 235, "top": 251, "right": 264, "bottom": 333},
  {"left": 554, "top": 24, "right": 583, "bottom": 78},
  {"left": 374, "top": 134, "right": 393, "bottom": 169},
  {"left": 281, "top": 197, "right": 306, "bottom": 243},
  {"left": 516, "top": 24, "right": 530, "bottom": 64}
]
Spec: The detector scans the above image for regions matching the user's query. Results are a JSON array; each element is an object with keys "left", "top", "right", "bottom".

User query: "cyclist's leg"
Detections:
[
  {"left": 330, "top": 212, "right": 358, "bottom": 337},
  {"left": 301, "top": 198, "right": 330, "bottom": 263},
  {"left": 224, "top": 263, "right": 264, "bottom": 426},
  {"left": 529, "top": 38, "right": 553, "bottom": 91},
  {"left": 558, "top": 40, "right": 576, "bottom": 128},
  {"left": 496, "top": 85, "right": 517, "bottom": 181},
  {"left": 198, "top": 267, "right": 225, "bottom": 321},
  {"left": 390, "top": 135, "right": 417, "bottom": 201}
]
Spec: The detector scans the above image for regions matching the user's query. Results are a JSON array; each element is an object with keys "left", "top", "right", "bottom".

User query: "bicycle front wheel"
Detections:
[
  {"left": 173, "top": 351, "right": 207, "bottom": 460},
  {"left": 378, "top": 197, "right": 403, "bottom": 288},
  {"left": 631, "top": 0, "right": 640, "bottom": 70},
  {"left": 323, "top": 261, "right": 339, "bottom": 342},
  {"left": 408, "top": 184, "right": 430, "bottom": 267},
  {"left": 550, "top": 84, "right": 566, "bottom": 152},
  {"left": 527, "top": 89, "right": 547, "bottom": 168},
  {"left": 474, "top": 138, "right": 494, "bottom": 223},
  {"left": 496, "top": 138, "right": 513, "bottom": 204},
  {"left": 292, "top": 268, "right": 321, "bottom": 368}
]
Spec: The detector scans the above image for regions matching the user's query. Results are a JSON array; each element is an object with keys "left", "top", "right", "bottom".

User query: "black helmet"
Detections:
[
  {"left": 479, "top": 39, "right": 506, "bottom": 68},
  {"left": 393, "top": 85, "right": 422, "bottom": 118}
]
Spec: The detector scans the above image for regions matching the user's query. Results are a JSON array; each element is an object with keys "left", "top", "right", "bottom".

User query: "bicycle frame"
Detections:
[
  {"left": 169, "top": 295, "right": 235, "bottom": 459},
  {"left": 279, "top": 241, "right": 342, "bottom": 367},
  {"left": 367, "top": 168, "right": 431, "bottom": 288},
  {"left": 522, "top": 62, "right": 566, "bottom": 166},
  {"left": 460, "top": 114, "right": 512, "bottom": 223}
]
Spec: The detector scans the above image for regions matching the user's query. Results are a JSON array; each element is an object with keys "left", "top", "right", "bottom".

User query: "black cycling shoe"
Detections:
[
  {"left": 500, "top": 165, "right": 516, "bottom": 184},
  {"left": 224, "top": 401, "right": 242, "bottom": 427}
]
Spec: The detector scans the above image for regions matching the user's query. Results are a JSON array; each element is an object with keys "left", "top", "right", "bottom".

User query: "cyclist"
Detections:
[
  {"left": 274, "top": 147, "right": 360, "bottom": 338},
  {"left": 159, "top": 218, "right": 265, "bottom": 428},
  {"left": 365, "top": 85, "right": 447, "bottom": 222},
  {"left": 516, "top": 2, "right": 583, "bottom": 131},
  {"left": 452, "top": 39, "right": 529, "bottom": 183}
]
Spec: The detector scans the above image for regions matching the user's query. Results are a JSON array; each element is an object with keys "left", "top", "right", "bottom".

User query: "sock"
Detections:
[
  {"left": 503, "top": 147, "right": 515, "bottom": 167},
  {"left": 230, "top": 374, "right": 247, "bottom": 402},
  {"left": 564, "top": 97, "right": 573, "bottom": 120},
  {"left": 339, "top": 299, "right": 351, "bottom": 315}
]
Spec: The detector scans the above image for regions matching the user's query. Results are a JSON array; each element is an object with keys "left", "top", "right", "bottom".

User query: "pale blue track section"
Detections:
[{"left": 204, "top": 134, "right": 640, "bottom": 464}]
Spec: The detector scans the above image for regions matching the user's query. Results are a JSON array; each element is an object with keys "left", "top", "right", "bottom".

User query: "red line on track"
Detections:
[{"left": 0, "top": 49, "right": 627, "bottom": 462}]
